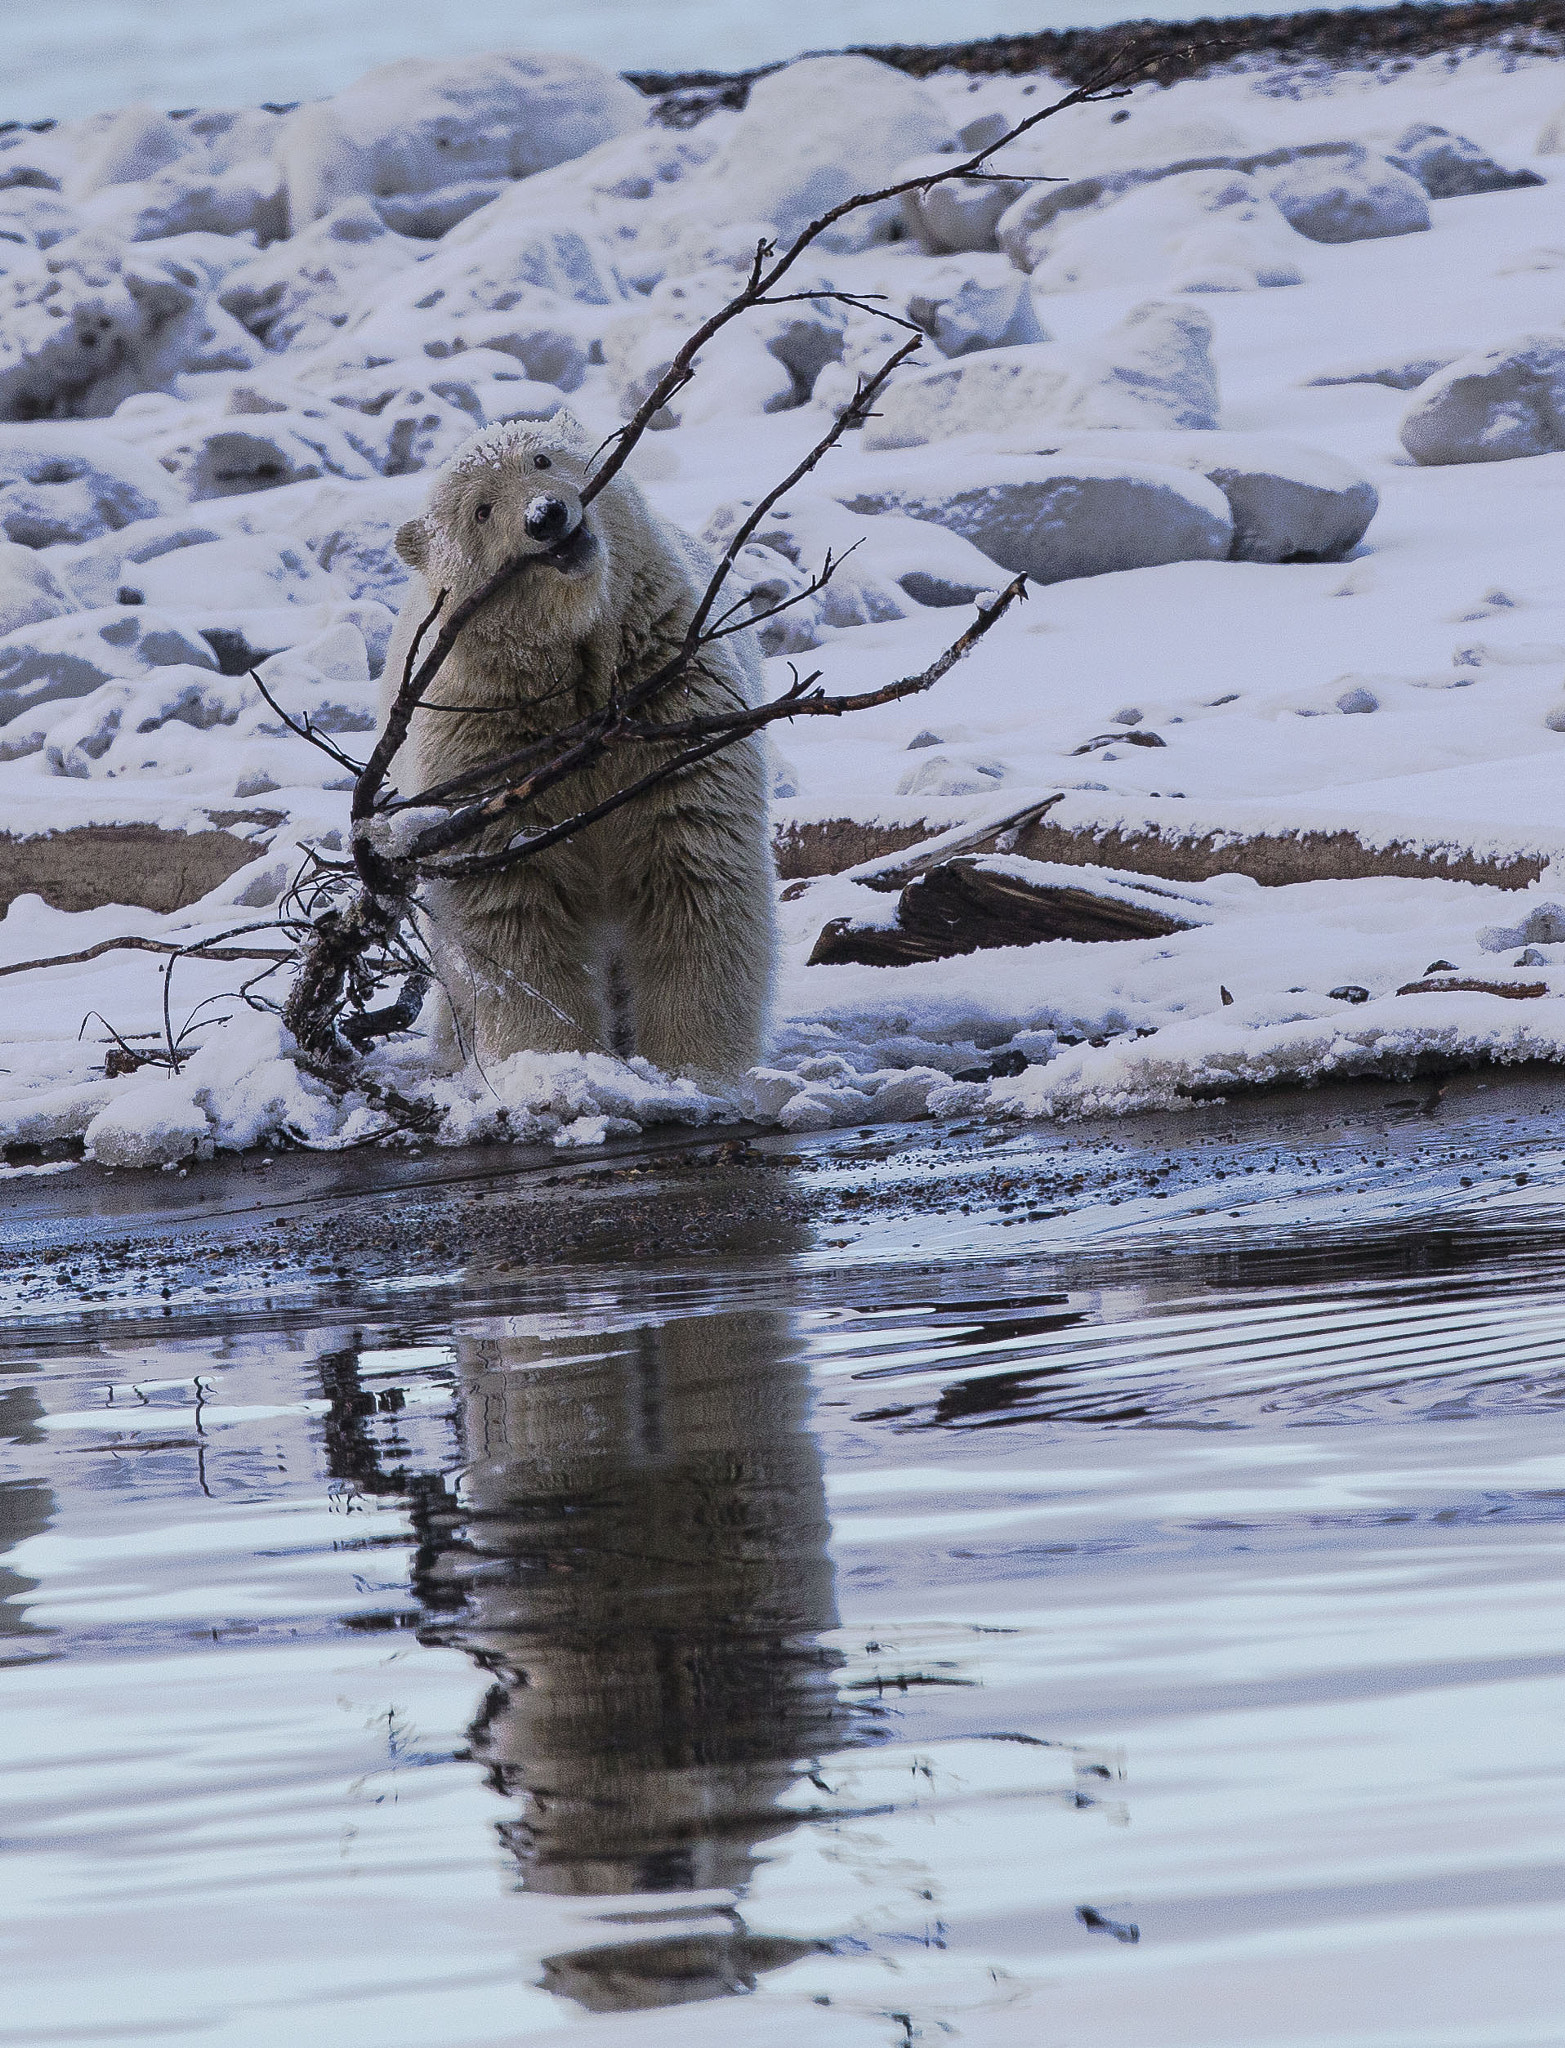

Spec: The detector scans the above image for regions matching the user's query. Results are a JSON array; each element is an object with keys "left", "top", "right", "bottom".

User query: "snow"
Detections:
[{"left": 9, "top": 42, "right": 1565, "bottom": 1162}]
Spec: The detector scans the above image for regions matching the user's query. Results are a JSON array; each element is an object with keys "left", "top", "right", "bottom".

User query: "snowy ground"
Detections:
[{"left": 9, "top": 40, "right": 1565, "bottom": 1165}]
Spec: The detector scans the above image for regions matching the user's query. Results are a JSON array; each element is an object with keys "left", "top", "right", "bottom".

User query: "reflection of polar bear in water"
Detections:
[{"left": 380, "top": 413, "right": 775, "bottom": 1087}]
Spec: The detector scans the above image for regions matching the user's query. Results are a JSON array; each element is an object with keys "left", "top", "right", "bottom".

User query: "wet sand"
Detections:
[{"left": 5, "top": 1062, "right": 1565, "bottom": 1318}]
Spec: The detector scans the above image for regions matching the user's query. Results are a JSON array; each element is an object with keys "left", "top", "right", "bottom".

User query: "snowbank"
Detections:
[{"left": 3, "top": 41, "right": 1565, "bottom": 1161}]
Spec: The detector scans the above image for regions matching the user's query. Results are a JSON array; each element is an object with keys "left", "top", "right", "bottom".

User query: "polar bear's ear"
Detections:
[
  {"left": 394, "top": 518, "right": 430, "bottom": 569},
  {"left": 546, "top": 410, "right": 590, "bottom": 456}
]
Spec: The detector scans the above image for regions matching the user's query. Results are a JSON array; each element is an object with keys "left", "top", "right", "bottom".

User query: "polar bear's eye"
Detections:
[
  {"left": 474, "top": 503, "right": 492, "bottom": 523},
  {"left": 533, "top": 455, "right": 552, "bottom": 471}
]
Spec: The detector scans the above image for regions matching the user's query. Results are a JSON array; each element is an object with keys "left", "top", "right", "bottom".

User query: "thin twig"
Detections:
[
  {"left": 248, "top": 668, "right": 366, "bottom": 777},
  {"left": 0, "top": 936, "right": 296, "bottom": 981}
]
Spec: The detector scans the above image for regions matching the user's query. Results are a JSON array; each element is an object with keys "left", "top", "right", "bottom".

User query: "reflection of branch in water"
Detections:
[{"left": 413, "top": 1306, "right": 858, "bottom": 2012}]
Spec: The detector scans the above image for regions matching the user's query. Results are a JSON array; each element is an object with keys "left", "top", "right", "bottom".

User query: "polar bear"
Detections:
[{"left": 378, "top": 412, "right": 775, "bottom": 1088}]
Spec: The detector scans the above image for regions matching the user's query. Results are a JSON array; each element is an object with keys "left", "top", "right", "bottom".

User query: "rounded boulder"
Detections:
[
  {"left": 838, "top": 454, "right": 1233, "bottom": 585},
  {"left": 1400, "top": 336, "right": 1565, "bottom": 464},
  {"left": 278, "top": 49, "right": 648, "bottom": 231}
]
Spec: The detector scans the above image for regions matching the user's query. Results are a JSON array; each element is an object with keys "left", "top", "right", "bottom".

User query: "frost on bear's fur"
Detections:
[{"left": 378, "top": 411, "right": 776, "bottom": 1088}]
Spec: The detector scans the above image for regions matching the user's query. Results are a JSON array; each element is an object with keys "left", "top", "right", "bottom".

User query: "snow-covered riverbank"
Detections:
[{"left": 8, "top": 35, "right": 1565, "bottom": 1164}]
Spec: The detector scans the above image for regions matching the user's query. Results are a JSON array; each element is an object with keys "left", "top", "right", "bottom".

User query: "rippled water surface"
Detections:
[{"left": 4, "top": 1225, "right": 1565, "bottom": 2046}]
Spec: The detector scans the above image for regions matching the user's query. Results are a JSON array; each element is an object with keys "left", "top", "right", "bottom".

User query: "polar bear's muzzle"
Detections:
[{"left": 525, "top": 495, "right": 571, "bottom": 542}]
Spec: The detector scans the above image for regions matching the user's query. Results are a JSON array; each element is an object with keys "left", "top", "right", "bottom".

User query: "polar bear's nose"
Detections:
[{"left": 524, "top": 496, "right": 571, "bottom": 542}]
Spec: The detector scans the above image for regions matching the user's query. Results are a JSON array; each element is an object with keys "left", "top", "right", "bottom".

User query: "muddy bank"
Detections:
[{"left": 5, "top": 1063, "right": 1565, "bottom": 1320}]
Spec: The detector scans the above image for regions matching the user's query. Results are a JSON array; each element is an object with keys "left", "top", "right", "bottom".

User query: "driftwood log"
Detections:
[{"left": 808, "top": 855, "right": 1210, "bottom": 966}]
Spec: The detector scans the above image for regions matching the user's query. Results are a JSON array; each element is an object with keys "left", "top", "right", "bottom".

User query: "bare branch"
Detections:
[
  {"left": 0, "top": 935, "right": 295, "bottom": 982},
  {"left": 576, "top": 48, "right": 1166, "bottom": 508},
  {"left": 414, "top": 578, "right": 1027, "bottom": 881}
]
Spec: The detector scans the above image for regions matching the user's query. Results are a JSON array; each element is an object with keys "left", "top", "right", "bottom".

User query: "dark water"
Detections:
[{"left": 4, "top": 1225, "right": 1565, "bottom": 2046}]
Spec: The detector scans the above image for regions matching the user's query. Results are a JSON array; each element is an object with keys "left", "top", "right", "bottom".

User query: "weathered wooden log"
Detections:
[
  {"left": 775, "top": 803, "right": 1556, "bottom": 892},
  {"left": 808, "top": 855, "right": 1207, "bottom": 966}
]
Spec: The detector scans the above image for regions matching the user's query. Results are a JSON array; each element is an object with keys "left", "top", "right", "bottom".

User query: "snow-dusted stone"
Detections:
[
  {"left": 906, "top": 258, "right": 1046, "bottom": 357},
  {"left": 83, "top": 1076, "right": 213, "bottom": 1169},
  {"left": 139, "top": 411, "right": 379, "bottom": 497},
  {"left": 1399, "top": 336, "right": 1565, "bottom": 464},
  {"left": 1387, "top": 123, "right": 1542, "bottom": 198},
  {"left": 838, "top": 452, "right": 1233, "bottom": 585},
  {"left": 897, "top": 753, "right": 1008, "bottom": 798},
  {"left": 373, "top": 180, "right": 507, "bottom": 240},
  {"left": 218, "top": 199, "right": 420, "bottom": 350},
  {"left": 79, "top": 159, "right": 287, "bottom": 245},
  {"left": 1266, "top": 151, "right": 1429, "bottom": 243},
  {"left": 340, "top": 215, "right": 627, "bottom": 361},
  {"left": 317, "top": 377, "right": 477, "bottom": 475},
  {"left": 0, "top": 426, "right": 184, "bottom": 545},
  {"left": 0, "top": 541, "right": 75, "bottom": 635},
  {"left": 861, "top": 301, "right": 1219, "bottom": 450},
  {"left": 0, "top": 188, "right": 78, "bottom": 249},
  {"left": 1306, "top": 350, "right": 1464, "bottom": 390},
  {"left": 49, "top": 515, "right": 223, "bottom": 607},
  {"left": 422, "top": 311, "right": 590, "bottom": 392},
  {"left": 277, "top": 49, "right": 646, "bottom": 230},
  {"left": 127, "top": 534, "right": 342, "bottom": 611},
  {"left": 614, "top": 322, "right": 789, "bottom": 425},
  {"left": 899, "top": 153, "right": 1030, "bottom": 254},
  {"left": 412, "top": 351, "right": 570, "bottom": 425},
  {"left": 64, "top": 105, "right": 192, "bottom": 202},
  {"left": 600, "top": 300, "right": 794, "bottom": 425},
  {"left": 0, "top": 605, "right": 216, "bottom": 726},
  {"left": 1029, "top": 430, "right": 1378, "bottom": 561},
  {"left": 998, "top": 142, "right": 1422, "bottom": 271},
  {"left": 705, "top": 490, "right": 1005, "bottom": 622},
  {"left": 687, "top": 55, "right": 955, "bottom": 251},
  {"left": 1031, "top": 171, "right": 1304, "bottom": 294},
  {"left": 181, "top": 106, "right": 286, "bottom": 173},
  {"left": 1477, "top": 901, "right": 1565, "bottom": 952}
]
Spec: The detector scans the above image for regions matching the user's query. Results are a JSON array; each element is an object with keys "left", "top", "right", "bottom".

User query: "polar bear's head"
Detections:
[{"left": 395, "top": 411, "right": 610, "bottom": 638}]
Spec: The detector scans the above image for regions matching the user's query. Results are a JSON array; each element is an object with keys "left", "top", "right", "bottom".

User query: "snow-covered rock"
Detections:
[
  {"left": 0, "top": 540, "right": 75, "bottom": 634},
  {"left": 218, "top": 199, "right": 420, "bottom": 350},
  {"left": 703, "top": 491, "right": 1007, "bottom": 636},
  {"left": 1030, "top": 171, "right": 1304, "bottom": 295},
  {"left": 1019, "top": 430, "right": 1378, "bottom": 562},
  {"left": 79, "top": 159, "right": 287, "bottom": 245},
  {"left": 64, "top": 106, "right": 192, "bottom": 203},
  {"left": 1399, "top": 336, "right": 1565, "bottom": 465},
  {"left": 906, "top": 258, "right": 1047, "bottom": 356},
  {"left": 127, "top": 533, "right": 341, "bottom": 611},
  {"left": 899, "top": 153, "right": 1030, "bottom": 255},
  {"left": 837, "top": 452, "right": 1234, "bottom": 584},
  {"left": 683, "top": 55, "right": 955, "bottom": 251},
  {"left": 0, "top": 604, "right": 216, "bottom": 725},
  {"left": 0, "top": 425, "right": 183, "bottom": 545},
  {"left": 47, "top": 514, "right": 223, "bottom": 607},
  {"left": 0, "top": 187, "right": 78, "bottom": 251},
  {"left": 997, "top": 142, "right": 1427, "bottom": 274},
  {"left": 861, "top": 301, "right": 1219, "bottom": 450},
  {"left": 1266, "top": 148, "right": 1430, "bottom": 243},
  {"left": 1386, "top": 123, "right": 1542, "bottom": 199},
  {"left": 137, "top": 410, "right": 379, "bottom": 497},
  {"left": 372, "top": 181, "right": 507, "bottom": 241},
  {"left": 337, "top": 216, "right": 627, "bottom": 369},
  {"left": 276, "top": 48, "right": 647, "bottom": 232}
]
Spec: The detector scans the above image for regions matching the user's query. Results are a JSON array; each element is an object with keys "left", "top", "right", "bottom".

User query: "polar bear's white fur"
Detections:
[{"left": 379, "top": 413, "right": 775, "bottom": 1087}]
